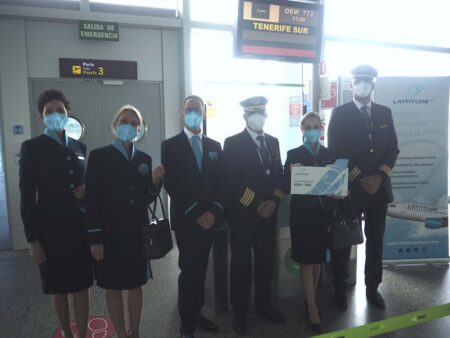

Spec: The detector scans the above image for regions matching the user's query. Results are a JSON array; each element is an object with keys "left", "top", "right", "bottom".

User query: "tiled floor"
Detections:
[{"left": 1, "top": 242, "right": 449, "bottom": 338}]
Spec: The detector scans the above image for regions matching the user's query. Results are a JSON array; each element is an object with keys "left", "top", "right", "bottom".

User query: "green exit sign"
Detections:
[{"left": 79, "top": 20, "right": 119, "bottom": 41}]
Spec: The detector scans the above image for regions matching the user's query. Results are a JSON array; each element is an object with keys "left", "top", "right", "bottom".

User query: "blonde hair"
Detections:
[
  {"left": 301, "top": 112, "right": 322, "bottom": 127},
  {"left": 111, "top": 104, "right": 144, "bottom": 133}
]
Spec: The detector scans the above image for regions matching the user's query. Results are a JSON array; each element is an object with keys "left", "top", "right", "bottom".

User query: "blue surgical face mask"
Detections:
[
  {"left": 303, "top": 129, "right": 321, "bottom": 144},
  {"left": 43, "top": 112, "right": 69, "bottom": 131},
  {"left": 184, "top": 111, "right": 203, "bottom": 130},
  {"left": 115, "top": 124, "right": 138, "bottom": 142}
]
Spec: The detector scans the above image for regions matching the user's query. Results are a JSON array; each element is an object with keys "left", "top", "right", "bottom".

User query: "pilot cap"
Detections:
[
  {"left": 351, "top": 64, "right": 378, "bottom": 79},
  {"left": 240, "top": 96, "right": 268, "bottom": 113}
]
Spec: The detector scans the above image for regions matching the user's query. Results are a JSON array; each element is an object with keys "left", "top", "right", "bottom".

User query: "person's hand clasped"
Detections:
[
  {"left": 72, "top": 184, "right": 85, "bottom": 200},
  {"left": 90, "top": 244, "right": 104, "bottom": 261},
  {"left": 152, "top": 164, "right": 165, "bottom": 185},
  {"left": 257, "top": 200, "right": 277, "bottom": 219},
  {"left": 360, "top": 175, "right": 383, "bottom": 195},
  {"left": 197, "top": 211, "right": 215, "bottom": 230},
  {"left": 289, "top": 163, "right": 303, "bottom": 171},
  {"left": 29, "top": 240, "right": 46, "bottom": 264}
]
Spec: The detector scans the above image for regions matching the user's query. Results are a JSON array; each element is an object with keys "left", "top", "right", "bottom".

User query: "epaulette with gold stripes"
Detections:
[
  {"left": 349, "top": 167, "right": 361, "bottom": 182},
  {"left": 239, "top": 188, "right": 255, "bottom": 207},
  {"left": 379, "top": 164, "right": 392, "bottom": 176}
]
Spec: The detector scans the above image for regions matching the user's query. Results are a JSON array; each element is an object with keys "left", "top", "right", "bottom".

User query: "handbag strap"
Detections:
[
  {"left": 148, "top": 194, "right": 167, "bottom": 220},
  {"left": 345, "top": 197, "right": 359, "bottom": 218}
]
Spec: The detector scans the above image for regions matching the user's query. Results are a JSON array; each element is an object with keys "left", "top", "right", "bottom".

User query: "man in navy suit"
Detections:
[
  {"left": 328, "top": 65, "right": 399, "bottom": 310},
  {"left": 223, "top": 96, "right": 285, "bottom": 335},
  {"left": 161, "top": 95, "right": 224, "bottom": 338}
]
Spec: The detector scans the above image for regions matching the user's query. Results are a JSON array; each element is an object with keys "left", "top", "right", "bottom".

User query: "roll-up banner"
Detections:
[{"left": 375, "top": 77, "right": 450, "bottom": 261}]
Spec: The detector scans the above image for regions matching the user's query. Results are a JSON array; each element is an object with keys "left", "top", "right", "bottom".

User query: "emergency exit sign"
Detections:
[{"left": 79, "top": 20, "right": 119, "bottom": 41}]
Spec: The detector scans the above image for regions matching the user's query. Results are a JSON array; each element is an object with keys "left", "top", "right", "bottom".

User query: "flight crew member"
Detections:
[
  {"left": 86, "top": 105, "right": 164, "bottom": 338},
  {"left": 19, "top": 89, "right": 92, "bottom": 338},
  {"left": 161, "top": 95, "right": 224, "bottom": 338},
  {"left": 223, "top": 96, "right": 285, "bottom": 335},
  {"left": 327, "top": 65, "right": 399, "bottom": 310}
]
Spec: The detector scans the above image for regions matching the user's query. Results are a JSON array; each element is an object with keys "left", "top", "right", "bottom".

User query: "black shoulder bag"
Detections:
[
  {"left": 141, "top": 194, "right": 173, "bottom": 260},
  {"left": 329, "top": 197, "right": 364, "bottom": 251}
]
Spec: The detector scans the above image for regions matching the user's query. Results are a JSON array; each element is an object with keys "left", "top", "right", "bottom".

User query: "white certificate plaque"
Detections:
[{"left": 291, "top": 159, "right": 348, "bottom": 196}]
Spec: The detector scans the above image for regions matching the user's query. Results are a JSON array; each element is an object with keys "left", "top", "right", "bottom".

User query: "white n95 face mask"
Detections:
[
  {"left": 247, "top": 113, "right": 266, "bottom": 132},
  {"left": 353, "top": 81, "right": 373, "bottom": 97}
]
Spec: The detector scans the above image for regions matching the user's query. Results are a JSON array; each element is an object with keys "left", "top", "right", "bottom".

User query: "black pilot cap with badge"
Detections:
[
  {"left": 351, "top": 64, "right": 378, "bottom": 81},
  {"left": 240, "top": 96, "right": 268, "bottom": 114}
]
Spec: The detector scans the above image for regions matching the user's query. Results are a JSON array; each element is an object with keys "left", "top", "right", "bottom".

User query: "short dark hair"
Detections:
[
  {"left": 182, "top": 95, "right": 205, "bottom": 113},
  {"left": 37, "top": 89, "right": 70, "bottom": 115}
]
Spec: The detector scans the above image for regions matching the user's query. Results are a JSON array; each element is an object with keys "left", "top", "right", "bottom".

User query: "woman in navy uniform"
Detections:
[
  {"left": 19, "top": 89, "right": 92, "bottom": 338},
  {"left": 85, "top": 105, "right": 164, "bottom": 338},
  {"left": 283, "top": 112, "right": 337, "bottom": 334}
]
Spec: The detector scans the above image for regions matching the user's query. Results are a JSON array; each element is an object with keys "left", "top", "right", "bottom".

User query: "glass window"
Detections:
[
  {"left": 323, "top": 41, "right": 450, "bottom": 78},
  {"left": 324, "top": 0, "right": 449, "bottom": 48},
  {"left": 190, "top": 0, "right": 238, "bottom": 25},
  {"left": 191, "top": 29, "right": 313, "bottom": 161},
  {"left": 89, "top": 0, "right": 176, "bottom": 9}
]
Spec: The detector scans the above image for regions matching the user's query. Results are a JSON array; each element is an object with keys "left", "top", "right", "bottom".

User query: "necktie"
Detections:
[
  {"left": 191, "top": 135, "right": 202, "bottom": 171},
  {"left": 361, "top": 106, "right": 371, "bottom": 130},
  {"left": 256, "top": 135, "right": 270, "bottom": 170}
]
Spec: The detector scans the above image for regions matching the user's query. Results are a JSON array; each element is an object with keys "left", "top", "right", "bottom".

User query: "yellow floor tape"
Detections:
[{"left": 313, "top": 303, "right": 450, "bottom": 338}]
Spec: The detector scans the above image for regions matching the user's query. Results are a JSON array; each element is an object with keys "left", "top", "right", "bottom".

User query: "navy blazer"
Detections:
[
  {"left": 19, "top": 134, "right": 86, "bottom": 247},
  {"left": 328, "top": 101, "right": 399, "bottom": 203},
  {"left": 223, "top": 129, "right": 283, "bottom": 219},
  {"left": 161, "top": 131, "right": 224, "bottom": 230},
  {"left": 283, "top": 144, "right": 337, "bottom": 214},
  {"left": 85, "top": 145, "right": 159, "bottom": 244}
]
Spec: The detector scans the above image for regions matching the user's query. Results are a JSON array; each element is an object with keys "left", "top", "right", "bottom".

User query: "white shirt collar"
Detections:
[
  {"left": 184, "top": 127, "right": 203, "bottom": 141},
  {"left": 353, "top": 99, "right": 372, "bottom": 111},
  {"left": 246, "top": 127, "right": 265, "bottom": 142}
]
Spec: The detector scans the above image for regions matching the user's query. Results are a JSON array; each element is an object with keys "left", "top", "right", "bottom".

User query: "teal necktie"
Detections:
[{"left": 191, "top": 135, "right": 202, "bottom": 171}]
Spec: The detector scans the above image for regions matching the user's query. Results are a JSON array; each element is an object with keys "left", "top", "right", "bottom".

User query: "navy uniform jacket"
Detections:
[
  {"left": 223, "top": 129, "right": 283, "bottom": 219},
  {"left": 161, "top": 132, "right": 224, "bottom": 229},
  {"left": 19, "top": 133, "right": 87, "bottom": 249},
  {"left": 328, "top": 101, "right": 399, "bottom": 203},
  {"left": 85, "top": 145, "right": 159, "bottom": 245},
  {"left": 282, "top": 144, "right": 336, "bottom": 214}
]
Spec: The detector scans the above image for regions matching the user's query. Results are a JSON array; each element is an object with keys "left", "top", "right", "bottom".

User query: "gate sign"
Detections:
[
  {"left": 59, "top": 58, "right": 137, "bottom": 80},
  {"left": 53, "top": 315, "right": 115, "bottom": 338}
]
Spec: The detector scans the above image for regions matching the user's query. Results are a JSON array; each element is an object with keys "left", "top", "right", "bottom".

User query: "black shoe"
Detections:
[
  {"left": 195, "top": 314, "right": 219, "bottom": 332},
  {"left": 334, "top": 292, "right": 348, "bottom": 311},
  {"left": 256, "top": 307, "right": 286, "bottom": 323},
  {"left": 233, "top": 316, "right": 248, "bottom": 336},
  {"left": 366, "top": 289, "right": 386, "bottom": 308}
]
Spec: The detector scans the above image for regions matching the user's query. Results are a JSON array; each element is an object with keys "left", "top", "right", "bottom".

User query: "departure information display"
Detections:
[{"left": 235, "top": 0, "right": 324, "bottom": 63}]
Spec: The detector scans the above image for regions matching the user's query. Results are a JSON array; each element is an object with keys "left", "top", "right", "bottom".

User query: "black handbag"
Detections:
[
  {"left": 329, "top": 198, "right": 364, "bottom": 250},
  {"left": 141, "top": 194, "right": 173, "bottom": 260}
]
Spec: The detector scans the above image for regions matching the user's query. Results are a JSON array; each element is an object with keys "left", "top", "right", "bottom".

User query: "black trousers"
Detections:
[
  {"left": 331, "top": 189, "right": 388, "bottom": 292},
  {"left": 175, "top": 224, "right": 214, "bottom": 335},
  {"left": 229, "top": 215, "right": 276, "bottom": 317}
]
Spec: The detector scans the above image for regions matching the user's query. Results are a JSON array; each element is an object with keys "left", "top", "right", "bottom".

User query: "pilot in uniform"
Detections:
[
  {"left": 223, "top": 96, "right": 285, "bottom": 335},
  {"left": 327, "top": 65, "right": 399, "bottom": 309}
]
